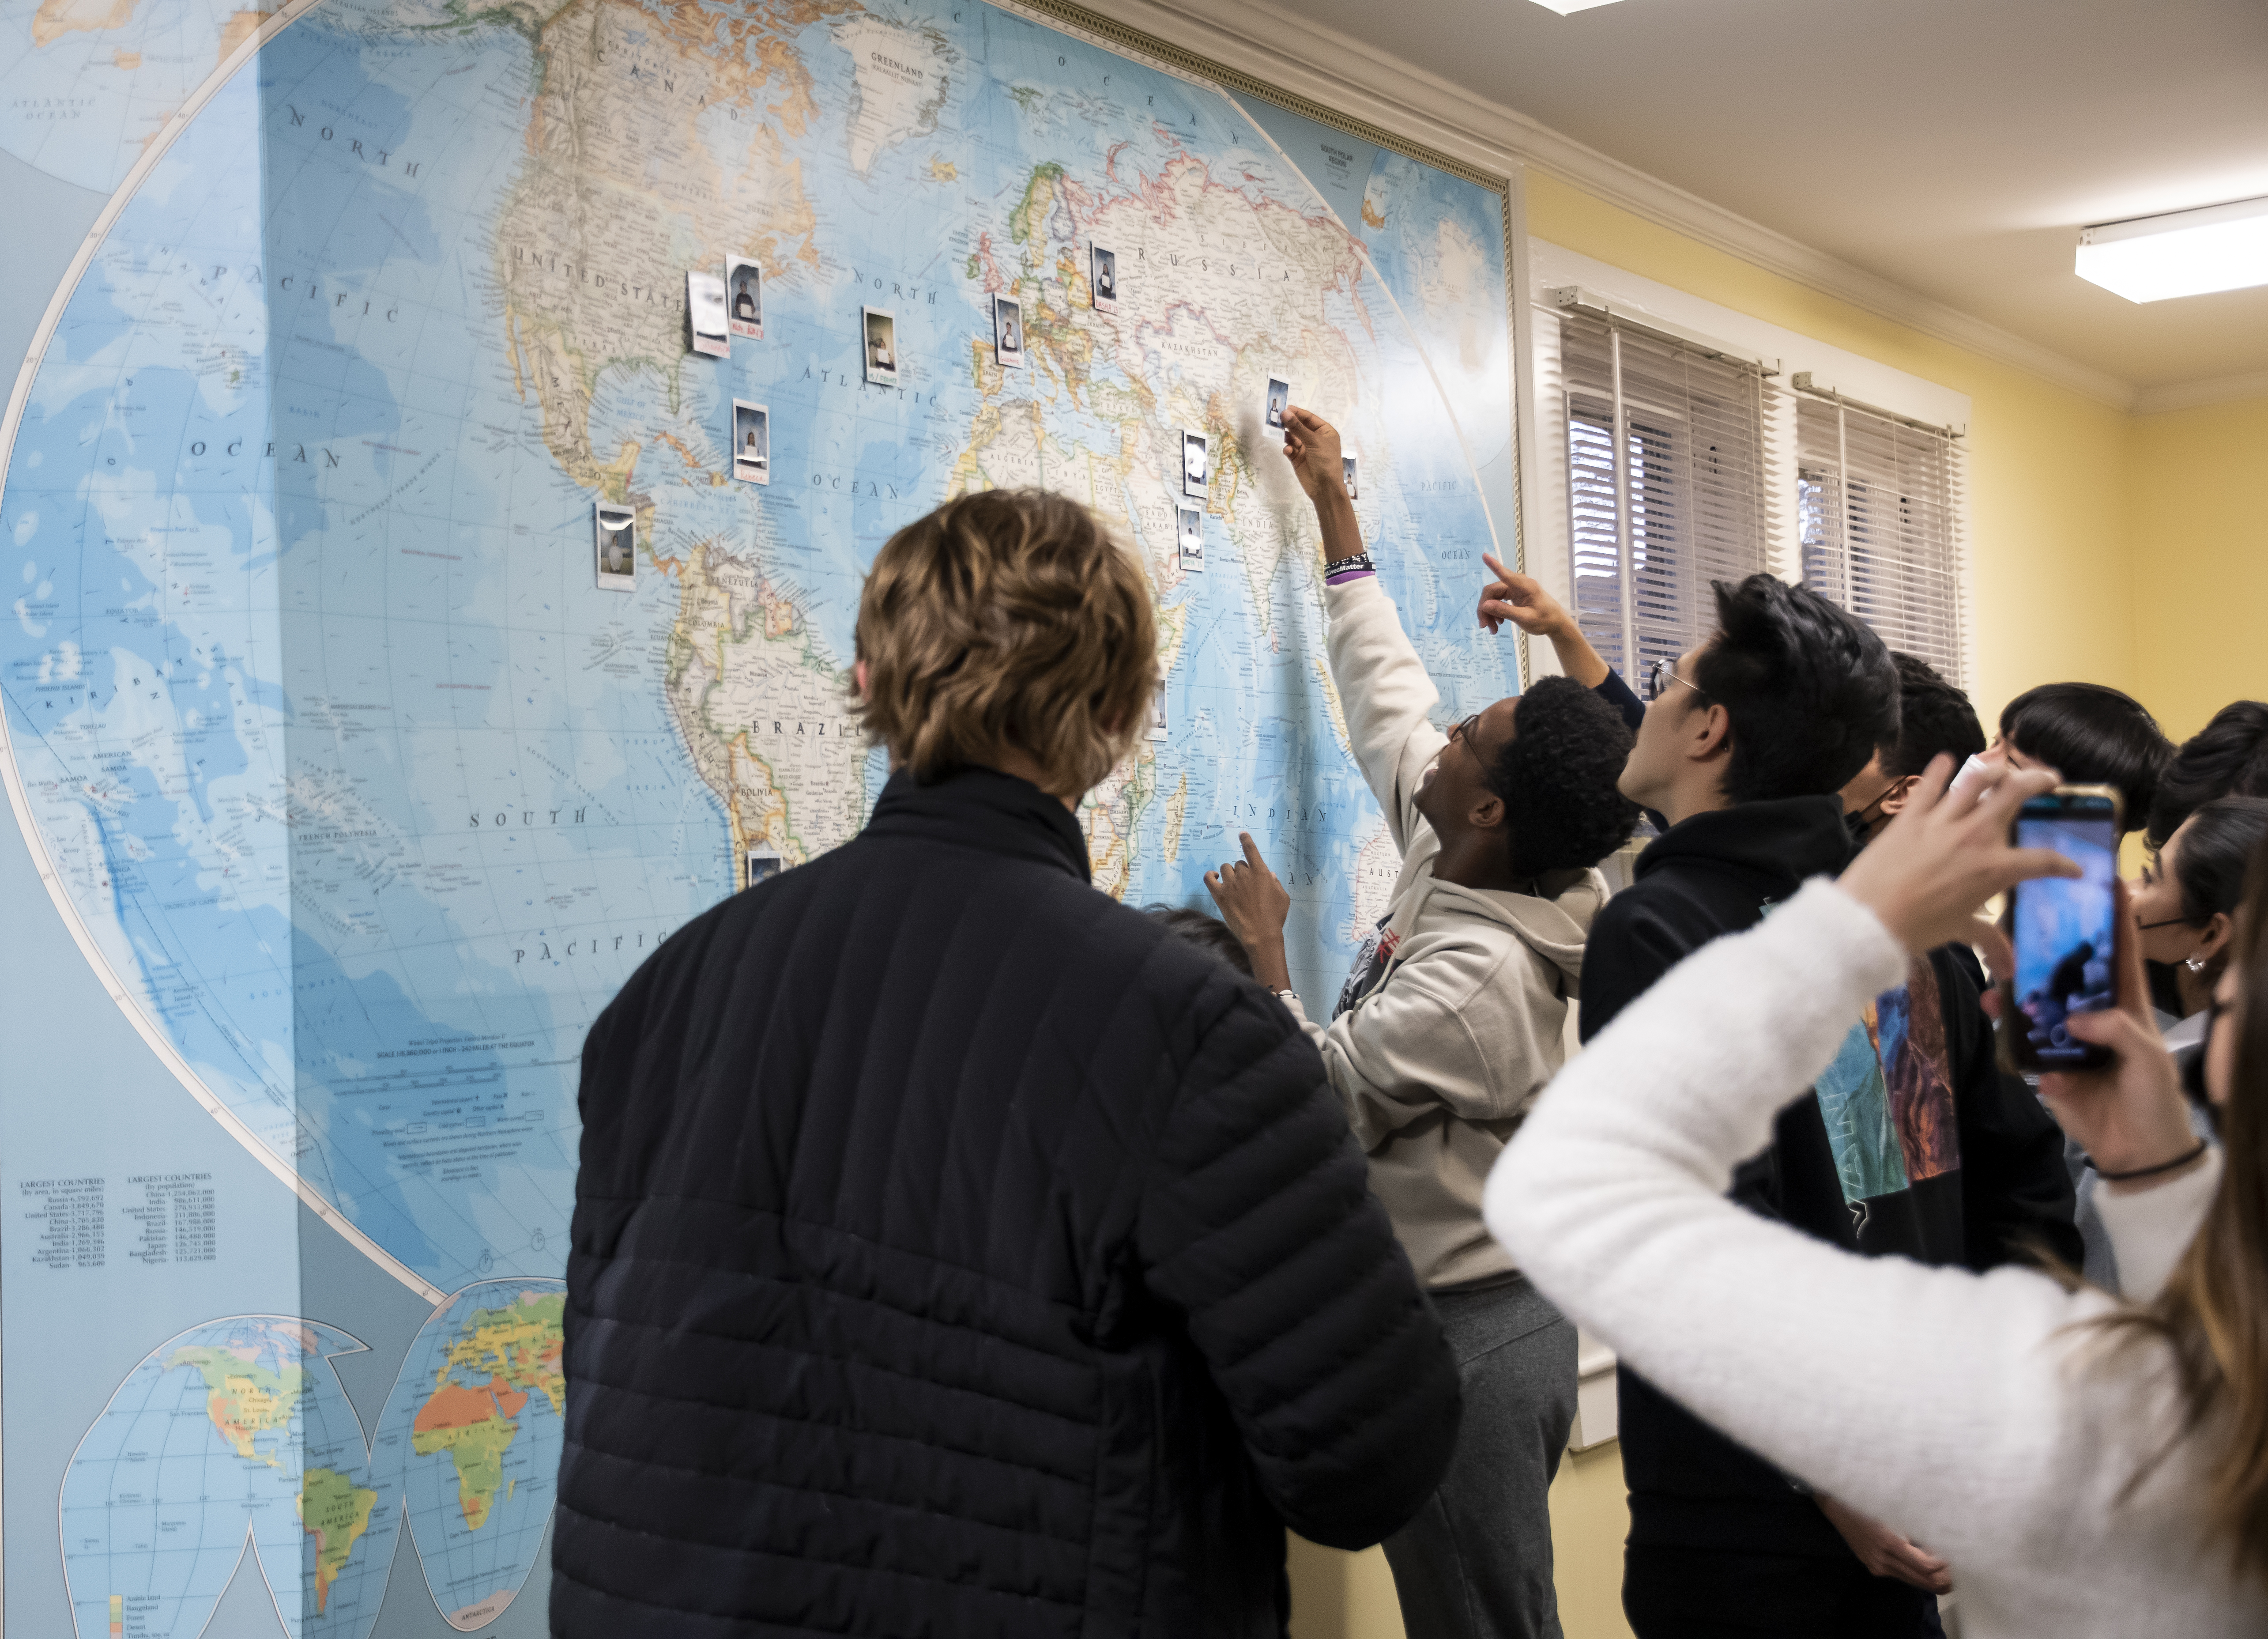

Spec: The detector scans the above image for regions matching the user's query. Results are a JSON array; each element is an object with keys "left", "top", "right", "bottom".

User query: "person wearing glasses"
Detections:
[
  {"left": 1206, "top": 406, "right": 1639, "bottom": 1639},
  {"left": 1573, "top": 579, "right": 1995, "bottom": 1639}
]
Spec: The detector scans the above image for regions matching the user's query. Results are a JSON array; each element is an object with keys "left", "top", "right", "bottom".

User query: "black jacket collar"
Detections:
[
  {"left": 863, "top": 766, "right": 1092, "bottom": 884},
  {"left": 1634, "top": 794, "right": 1853, "bottom": 899}
]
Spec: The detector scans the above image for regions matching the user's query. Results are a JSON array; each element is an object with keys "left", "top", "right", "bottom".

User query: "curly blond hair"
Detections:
[{"left": 854, "top": 490, "right": 1156, "bottom": 795}]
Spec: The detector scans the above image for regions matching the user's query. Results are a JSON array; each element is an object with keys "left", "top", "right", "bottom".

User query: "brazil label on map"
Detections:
[{"left": 1, "top": 1, "right": 1515, "bottom": 1564}]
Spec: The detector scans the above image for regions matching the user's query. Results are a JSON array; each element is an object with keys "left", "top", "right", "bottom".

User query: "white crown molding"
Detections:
[
  {"left": 1099, "top": 0, "right": 2144, "bottom": 412},
  {"left": 2133, "top": 369, "right": 2268, "bottom": 415}
]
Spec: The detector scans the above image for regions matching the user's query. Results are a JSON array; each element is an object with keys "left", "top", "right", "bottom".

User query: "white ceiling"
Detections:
[{"left": 1282, "top": 0, "right": 2268, "bottom": 396}]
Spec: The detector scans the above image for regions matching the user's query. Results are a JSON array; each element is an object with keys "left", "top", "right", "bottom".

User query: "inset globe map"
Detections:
[
  {"left": 373, "top": 1282, "right": 565, "bottom": 1631},
  {"left": 60, "top": 1318, "right": 402, "bottom": 1639}
]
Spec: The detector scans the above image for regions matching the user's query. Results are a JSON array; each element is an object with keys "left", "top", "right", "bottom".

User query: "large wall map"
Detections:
[{"left": 0, "top": 1, "right": 1517, "bottom": 1633}]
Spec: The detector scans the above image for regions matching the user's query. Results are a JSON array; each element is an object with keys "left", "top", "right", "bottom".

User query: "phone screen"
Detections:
[{"left": 2010, "top": 793, "right": 2119, "bottom": 1066}]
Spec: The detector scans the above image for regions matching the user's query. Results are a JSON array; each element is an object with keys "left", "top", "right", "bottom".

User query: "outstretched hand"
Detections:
[
  {"left": 1279, "top": 406, "right": 1343, "bottom": 503},
  {"left": 1205, "top": 832, "right": 1294, "bottom": 992},
  {"left": 1837, "top": 755, "right": 2077, "bottom": 966},
  {"left": 1477, "top": 552, "right": 1570, "bottom": 637}
]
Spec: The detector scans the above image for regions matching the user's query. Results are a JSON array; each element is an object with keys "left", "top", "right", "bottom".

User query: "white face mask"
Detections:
[{"left": 1945, "top": 752, "right": 1997, "bottom": 807}]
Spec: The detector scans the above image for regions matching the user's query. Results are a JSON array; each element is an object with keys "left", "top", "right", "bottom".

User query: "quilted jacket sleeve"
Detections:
[{"left": 1135, "top": 982, "right": 1462, "bottom": 1548}]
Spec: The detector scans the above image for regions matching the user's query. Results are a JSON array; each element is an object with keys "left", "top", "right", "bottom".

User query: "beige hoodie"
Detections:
[{"left": 1285, "top": 576, "right": 1602, "bottom": 1289}]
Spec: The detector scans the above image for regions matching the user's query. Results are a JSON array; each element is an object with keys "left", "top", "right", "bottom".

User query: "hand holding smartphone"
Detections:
[{"left": 1999, "top": 786, "right": 2124, "bottom": 1072}]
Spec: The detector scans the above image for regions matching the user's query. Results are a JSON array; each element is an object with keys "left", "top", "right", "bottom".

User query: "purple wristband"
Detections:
[{"left": 1325, "top": 552, "right": 1375, "bottom": 585}]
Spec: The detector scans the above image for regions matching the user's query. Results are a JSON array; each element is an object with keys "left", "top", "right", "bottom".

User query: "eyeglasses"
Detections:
[
  {"left": 1646, "top": 657, "right": 1702, "bottom": 703},
  {"left": 1449, "top": 713, "right": 1482, "bottom": 748}
]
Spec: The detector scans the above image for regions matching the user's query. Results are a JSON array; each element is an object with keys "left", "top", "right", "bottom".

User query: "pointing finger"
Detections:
[{"left": 1239, "top": 831, "right": 1266, "bottom": 870}]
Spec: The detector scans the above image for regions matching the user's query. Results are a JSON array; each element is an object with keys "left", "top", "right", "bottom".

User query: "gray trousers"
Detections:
[{"left": 1383, "top": 1275, "right": 1578, "bottom": 1639}]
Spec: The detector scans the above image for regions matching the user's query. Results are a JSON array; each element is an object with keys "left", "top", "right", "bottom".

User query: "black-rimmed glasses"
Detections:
[{"left": 1646, "top": 657, "right": 1700, "bottom": 703}]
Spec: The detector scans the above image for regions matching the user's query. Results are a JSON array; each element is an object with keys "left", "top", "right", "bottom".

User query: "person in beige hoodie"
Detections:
[{"left": 1209, "top": 407, "right": 1640, "bottom": 1639}]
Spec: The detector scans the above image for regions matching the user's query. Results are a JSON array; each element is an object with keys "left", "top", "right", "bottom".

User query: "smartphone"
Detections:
[{"left": 1999, "top": 785, "right": 2124, "bottom": 1072}]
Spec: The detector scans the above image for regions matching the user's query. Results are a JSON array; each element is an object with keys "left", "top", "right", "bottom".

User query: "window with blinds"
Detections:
[
  {"left": 1556, "top": 307, "right": 1778, "bottom": 684},
  {"left": 1796, "top": 387, "right": 1968, "bottom": 687}
]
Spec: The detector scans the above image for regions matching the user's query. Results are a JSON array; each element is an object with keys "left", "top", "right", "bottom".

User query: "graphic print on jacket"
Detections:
[
  {"left": 1814, "top": 957, "right": 1961, "bottom": 1233},
  {"left": 1333, "top": 911, "right": 1401, "bottom": 1018}
]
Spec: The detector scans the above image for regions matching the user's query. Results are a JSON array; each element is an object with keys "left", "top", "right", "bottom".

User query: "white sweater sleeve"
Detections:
[
  {"left": 2094, "top": 1146, "right": 2222, "bottom": 1303},
  {"left": 1483, "top": 880, "right": 2205, "bottom": 1555},
  {"left": 1323, "top": 577, "right": 1445, "bottom": 853}
]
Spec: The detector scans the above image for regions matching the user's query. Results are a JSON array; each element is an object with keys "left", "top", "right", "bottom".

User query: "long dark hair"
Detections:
[{"left": 2103, "top": 832, "right": 2268, "bottom": 1585}]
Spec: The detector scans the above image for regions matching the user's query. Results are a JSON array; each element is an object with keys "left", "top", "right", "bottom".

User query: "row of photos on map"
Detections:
[{"left": 663, "top": 247, "right": 1365, "bottom": 896}]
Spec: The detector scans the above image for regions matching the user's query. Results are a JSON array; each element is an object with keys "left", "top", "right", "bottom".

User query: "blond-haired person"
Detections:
[{"left": 556, "top": 489, "right": 1461, "bottom": 1638}]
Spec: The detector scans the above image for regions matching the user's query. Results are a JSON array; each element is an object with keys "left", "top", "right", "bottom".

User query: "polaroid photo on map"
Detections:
[
  {"left": 1181, "top": 429, "right": 1209, "bottom": 498},
  {"left": 1090, "top": 244, "right": 1117, "bottom": 313},
  {"left": 726, "top": 257, "right": 763, "bottom": 340},
  {"left": 595, "top": 502, "right": 637, "bottom": 590},
  {"left": 731, "top": 400, "right": 770, "bottom": 485},
  {"left": 1343, "top": 454, "right": 1359, "bottom": 500},
  {"left": 744, "top": 850, "right": 783, "bottom": 890},
  {"left": 687, "top": 270, "right": 730, "bottom": 359},
  {"left": 1150, "top": 668, "right": 1168, "bottom": 742},
  {"left": 1177, "top": 503, "right": 1204, "bottom": 572},
  {"left": 1264, "top": 377, "right": 1290, "bottom": 432},
  {"left": 863, "top": 306, "right": 899, "bottom": 385},
  {"left": 994, "top": 294, "right": 1024, "bottom": 368}
]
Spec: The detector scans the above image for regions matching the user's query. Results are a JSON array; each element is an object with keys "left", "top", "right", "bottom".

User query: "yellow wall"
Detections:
[{"left": 2128, "top": 397, "right": 2268, "bottom": 741}]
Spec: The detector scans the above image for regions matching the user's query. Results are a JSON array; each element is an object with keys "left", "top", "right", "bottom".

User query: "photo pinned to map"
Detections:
[
  {"left": 1182, "top": 430, "right": 1209, "bottom": 498},
  {"left": 1344, "top": 454, "right": 1360, "bottom": 500},
  {"left": 726, "top": 256, "right": 763, "bottom": 339},
  {"left": 1177, "top": 504, "right": 1204, "bottom": 571},
  {"left": 373, "top": 1281, "right": 566, "bottom": 1632},
  {"left": 744, "top": 851, "right": 783, "bottom": 889},
  {"left": 1265, "top": 377, "right": 1290, "bottom": 431},
  {"left": 687, "top": 270, "right": 729, "bottom": 359},
  {"left": 1090, "top": 244, "right": 1117, "bottom": 312},
  {"left": 994, "top": 294, "right": 1024, "bottom": 368},
  {"left": 731, "top": 400, "right": 770, "bottom": 485},
  {"left": 595, "top": 503, "right": 637, "bottom": 589},
  {"left": 1151, "top": 667, "right": 1168, "bottom": 741},
  {"left": 863, "top": 306, "right": 898, "bottom": 385}
]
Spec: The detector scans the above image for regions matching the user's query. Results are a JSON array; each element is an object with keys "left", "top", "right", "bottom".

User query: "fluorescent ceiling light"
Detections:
[
  {"left": 2076, "top": 196, "right": 2268, "bottom": 304},
  {"left": 1527, "top": 0, "right": 1625, "bottom": 13}
]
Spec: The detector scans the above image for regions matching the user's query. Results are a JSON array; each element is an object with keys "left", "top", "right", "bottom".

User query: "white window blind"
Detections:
[
  {"left": 1796, "top": 385, "right": 1969, "bottom": 687},
  {"left": 1555, "top": 307, "right": 1778, "bottom": 683}
]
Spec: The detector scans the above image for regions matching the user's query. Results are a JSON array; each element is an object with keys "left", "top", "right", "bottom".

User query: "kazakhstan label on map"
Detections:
[{"left": 1, "top": 0, "right": 1513, "bottom": 1394}]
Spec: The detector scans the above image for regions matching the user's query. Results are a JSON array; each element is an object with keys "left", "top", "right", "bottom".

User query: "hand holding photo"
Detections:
[
  {"left": 1177, "top": 503, "right": 1203, "bottom": 570},
  {"left": 1090, "top": 244, "right": 1116, "bottom": 312},
  {"left": 726, "top": 257, "right": 763, "bottom": 340},
  {"left": 863, "top": 306, "right": 899, "bottom": 385},
  {"left": 1264, "top": 377, "right": 1289, "bottom": 432},
  {"left": 994, "top": 294, "right": 1024, "bottom": 368},
  {"left": 595, "top": 502, "right": 637, "bottom": 590},
  {"left": 731, "top": 400, "right": 770, "bottom": 485},
  {"left": 1342, "top": 454, "right": 1359, "bottom": 499},
  {"left": 1181, "top": 429, "right": 1209, "bottom": 498},
  {"left": 687, "top": 270, "right": 729, "bottom": 359}
]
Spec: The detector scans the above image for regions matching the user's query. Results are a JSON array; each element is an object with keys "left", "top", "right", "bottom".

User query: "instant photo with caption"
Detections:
[
  {"left": 1177, "top": 504, "right": 1203, "bottom": 571},
  {"left": 863, "top": 306, "right": 899, "bottom": 385},
  {"left": 595, "top": 502, "right": 637, "bottom": 590},
  {"left": 1342, "top": 454, "right": 1359, "bottom": 500},
  {"left": 1181, "top": 430, "right": 1209, "bottom": 498},
  {"left": 732, "top": 400, "right": 770, "bottom": 485},
  {"left": 1264, "top": 377, "right": 1289, "bottom": 431},
  {"left": 726, "top": 257, "right": 763, "bottom": 340},
  {"left": 687, "top": 270, "right": 729, "bottom": 359},
  {"left": 1090, "top": 243, "right": 1116, "bottom": 312},
  {"left": 994, "top": 295, "right": 1024, "bottom": 368}
]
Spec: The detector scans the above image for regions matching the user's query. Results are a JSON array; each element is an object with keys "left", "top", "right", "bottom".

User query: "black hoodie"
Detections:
[{"left": 1580, "top": 795, "right": 2079, "bottom": 1571}]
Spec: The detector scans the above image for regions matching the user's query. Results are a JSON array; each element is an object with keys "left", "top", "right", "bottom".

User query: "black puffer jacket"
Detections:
[{"left": 555, "top": 767, "right": 1460, "bottom": 1638}]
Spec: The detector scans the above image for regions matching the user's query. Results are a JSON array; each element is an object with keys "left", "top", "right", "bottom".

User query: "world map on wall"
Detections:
[{"left": 4, "top": 0, "right": 1513, "bottom": 1628}]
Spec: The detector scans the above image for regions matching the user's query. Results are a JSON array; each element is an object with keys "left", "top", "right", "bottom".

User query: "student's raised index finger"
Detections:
[{"left": 1238, "top": 831, "right": 1267, "bottom": 869}]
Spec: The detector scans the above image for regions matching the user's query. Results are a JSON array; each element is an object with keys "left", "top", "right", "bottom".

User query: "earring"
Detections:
[{"left": 2186, "top": 954, "right": 2208, "bottom": 974}]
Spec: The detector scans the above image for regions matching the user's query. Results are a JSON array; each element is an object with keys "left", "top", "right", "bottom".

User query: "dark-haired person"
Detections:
[
  {"left": 2145, "top": 699, "right": 2268, "bottom": 851},
  {"left": 1582, "top": 585, "right": 1987, "bottom": 1638},
  {"left": 1207, "top": 407, "right": 1638, "bottom": 1639},
  {"left": 1489, "top": 759, "right": 2268, "bottom": 1637},
  {"left": 557, "top": 488, "right": 1462, "bottom": 1638},
  {"left": 1981, "top": 681, "right": 2171, "bottom": 838},
  {"left": 1837, "top": 653, "right": 2080, "bottom": 1281}
]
